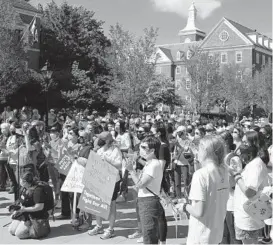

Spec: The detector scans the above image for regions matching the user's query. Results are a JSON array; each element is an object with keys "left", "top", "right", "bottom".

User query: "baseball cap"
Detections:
[
  {"left": 137, "top": 127, "right": 145, "bottom": 133},
  {"left": 49, "top": 126, "right": 59, "bottom": 133},
  {"left": 176, "top": 126, "right": 186, "bottom": 133},
  {"left": 97, "top": 131, "right": 112, "bottom": 141}
]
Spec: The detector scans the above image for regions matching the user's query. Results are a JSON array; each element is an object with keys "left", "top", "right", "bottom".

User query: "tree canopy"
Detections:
[
  {"left": 0, "top": 0, "right": 28, "bottom": 104},
  {"left": 107, "top": 23, "right": 159, "bottom": 114}
]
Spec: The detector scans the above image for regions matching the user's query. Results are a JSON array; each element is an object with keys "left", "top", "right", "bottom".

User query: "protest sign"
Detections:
[
  {"left": 82, "top": 151, "right": 118, "bottom": 204},
  {"left": 61, "top": 161, "right": 85, "bottom": 193},
  {"left": 55, "top": 154, "right": 72, "bottom": 176},
  {"left": 78, "top": 187, "right": 110, "bottom": 220}
]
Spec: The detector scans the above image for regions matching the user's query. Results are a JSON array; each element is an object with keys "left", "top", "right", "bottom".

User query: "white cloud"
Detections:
[{"left": 150, "top": 0, "right": 222, "bottom": 19}]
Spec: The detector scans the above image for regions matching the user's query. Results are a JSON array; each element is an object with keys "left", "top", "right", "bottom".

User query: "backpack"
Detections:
[{"left": 34, "top": 181, "right": 55, "bottom": 213}]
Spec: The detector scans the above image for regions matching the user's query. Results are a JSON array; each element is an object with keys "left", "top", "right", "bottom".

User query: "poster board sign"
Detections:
[
  {"left": 61, "top": 161, "right": 85, "bottom": 193},
  {"left": 55, "top": 154, "right": 72, "bottom": 176},
  {"left": 78, "top": 187, "right": 110, "bottom": 220},
  {"left": 82, "top": 151, "right": 118, "bottom": 204}
]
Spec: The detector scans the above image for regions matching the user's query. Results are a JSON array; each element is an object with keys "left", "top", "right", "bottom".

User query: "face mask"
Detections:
[
  {"left": 50, "top": 133, "right": 57, "bottom": 140},
  {"left": 68, "top": 135, "right": 74, "bottom": 141},
  {"left": 137, "top": 133, "right": 145, "bottom": 140},
  {"left": 139, "top": 146, "right": 153, "bottom": 160}
]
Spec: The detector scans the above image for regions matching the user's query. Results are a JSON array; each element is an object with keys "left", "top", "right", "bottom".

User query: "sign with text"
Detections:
[
  {"left": 55, "top": 154, "right": 72, "bottom": 176},
  {"left": 77, "top": 187, "right": 110, "bottom": 220},
  {"left": 61, "top": 161, "right": 85, "bottom": 193},
  {"left": 82, "top": 151, "right": 118, "bottom": 204}
]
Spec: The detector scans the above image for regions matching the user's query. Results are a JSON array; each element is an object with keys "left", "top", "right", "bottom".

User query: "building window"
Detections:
[
  {"left": 236, "top": 51, "right": 242, "bottom": 63},
  {"left": 207, "top": 72, "right": 212, "bottom": 84},
  {"left": 156, "top": 66, "right": 161, "bottom": 74},
  {"left": 187, "top": 50, "right": 193, "bottom": 60},
  {"left": 221, "top": 52, "right": 228, "bottom": 64},
  {"left": 186, "top": 96, "right": 191, "bottom": 103},
  {"left": 185, "top": 67, "right": 189, "bottom": 76},
  {"left": 208, "top": 54, "right": 214, "bottom": 64},
  {"left": 262, "top": 55, "right": 266, "bottom": 65},
  {"left": 176, "top": 66, "right": 181, "bottom": 74},
  {"left": 219, "top": 30, "right": 229, "bottom": 42},
  {"left": 236, "top": 70, "right": 243, "bottom": 82},
  {"left": 256, "top": 53, "right": 260, "bottom": 64},
  {"left": 186, "top": 79, "right": 191, "bottom": 90},
  {"left": 175, "top": 79, "right": 181, "bottom": 90},
  {"left": 176, "top": 51, "right": 181, "bottom": 60}
]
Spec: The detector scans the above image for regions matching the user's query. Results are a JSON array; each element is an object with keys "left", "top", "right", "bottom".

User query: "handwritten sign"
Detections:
[
  {"left": 56, "top": 155, "right": 72, "bottom": 176},
  {"left": 78, "top": 187, "right": 110, "bottom": 220},
  {"left": 61, "top": 161, "right": 85, "bottom": 193},
  {"left": 82, "top": 151, "right": 118, "bottom": 204}
]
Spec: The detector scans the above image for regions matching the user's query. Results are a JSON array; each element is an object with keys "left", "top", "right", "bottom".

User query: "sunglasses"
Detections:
[
  {"left": 233, "top": 131, "right": 238, "bottom": 134},
  {"left": 140, "top": 145, "right": 149, "bottom": 150}
]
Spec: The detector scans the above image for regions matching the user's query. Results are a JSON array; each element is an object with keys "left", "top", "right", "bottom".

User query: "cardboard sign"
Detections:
[
  {"left": 82, "top": 151, "right": 118, "bottom": 204},
  {"left": 61, "top": 161, "right": 85, "bottom": 193},
  {"left": 78, "top": 187, "right": 110, "bottom": 220},
  {"left": 56, "top": 154, "right": 72, "bottom": 176}
]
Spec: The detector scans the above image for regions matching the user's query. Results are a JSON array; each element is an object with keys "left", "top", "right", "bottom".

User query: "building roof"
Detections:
[
  {"left": 157, "top": 41, "right": 202, "bottom": 63},
  {"left": 225, "top": 18, "right": 271, "bottom": 50},
  {"left": 13, "top": 0, "right": 40, "bottom": 13},
  {"left": 158, "top": 47, "right": 173, "bottom": 61}
]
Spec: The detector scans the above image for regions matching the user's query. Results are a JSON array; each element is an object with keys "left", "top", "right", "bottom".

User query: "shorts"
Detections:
[
  {"left": 111, "top": 181, "right": 121, "bottom": 201},
  {"left": 235, "top": 226, "right": 261, "bottom": 240}
]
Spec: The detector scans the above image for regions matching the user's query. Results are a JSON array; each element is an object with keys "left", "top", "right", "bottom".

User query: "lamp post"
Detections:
[{"left": 41, "top": 61, "right": 53, "bottom": 129}]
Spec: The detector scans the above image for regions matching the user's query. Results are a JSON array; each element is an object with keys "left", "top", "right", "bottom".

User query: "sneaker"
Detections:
[
  {"left": 100, "top": 228, "right": 115, "bottom": 240},
  {"left": 137, "top": 236, "right": 143, "bottom": 243},
  {"left": 128, "top": 231, "right": 142, "bottom": 239},
  {"left": 8, "top": 186, "right": 14, "bottom": 194},
  {"left": 261, "top": 238, "right": 272, "bottom": 244},
  {"left": 54, "top": 200, "right": 61, "bottom": 209},
  {"left": 88, "top": 225, "right": 104, "bottom": 236}
]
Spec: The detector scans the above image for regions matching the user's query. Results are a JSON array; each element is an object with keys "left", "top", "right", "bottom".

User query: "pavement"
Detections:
[{"left": 0, "top": 186, "right": 188, "bottom": 244}]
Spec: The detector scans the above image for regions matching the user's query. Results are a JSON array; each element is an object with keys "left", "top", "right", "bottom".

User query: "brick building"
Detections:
[
  {"left": 13, "top": 0, "right": 41, "bottom": 70},
  {"left": 155, "top": 2, "right": 272, "bottom": 109}
]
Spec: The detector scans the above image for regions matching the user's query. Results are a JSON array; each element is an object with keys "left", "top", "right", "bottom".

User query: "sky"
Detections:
[{"left": 30, "top": 0, "right": 272, "bottom": 45}]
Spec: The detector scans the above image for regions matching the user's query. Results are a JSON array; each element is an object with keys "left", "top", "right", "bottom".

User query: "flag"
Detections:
[{"left": 29, "top": 16, "right": 38, "bottom": 44}]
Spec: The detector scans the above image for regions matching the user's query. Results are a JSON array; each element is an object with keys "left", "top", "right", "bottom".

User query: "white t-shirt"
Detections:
[
  {"left": 115, "top": 132, "right": 131, "bottom": 151},
  {"left": 187, "top": 164, "right": 229, "bottom": 245},
  {"left": 138, "top": 159, "right": 163, "bottom": 198},
  {"left": 97, "top": 145, "right": 122, "bottom": 182},
  {"left": 234, "top": 157, "right": 269, "bottom": 231}
]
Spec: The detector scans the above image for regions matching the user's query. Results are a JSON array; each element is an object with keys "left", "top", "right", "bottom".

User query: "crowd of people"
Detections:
[{"left": 0, "top": 105, "right": 272, "bottom": 244}]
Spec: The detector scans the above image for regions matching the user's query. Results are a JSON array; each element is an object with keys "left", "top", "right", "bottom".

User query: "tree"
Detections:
[
  {"left": 61, "top": 62, "right": 110, "bottom": 108},
  {"left": 220, "top": 63, "right": 251, "bottom": 117},
  {"left": 183, "top": 47, "right": 222, "bottom": 113},
  {"left": 39, "top": 1, "right": 110, "bottom": 108},
  {"left": 107, "top": 23, "right": 158, "bottom": 114},
  {"left": 0, "top": 0, "right": 28, "bottom": 104},
  {"left": 145, "top": 74, "right": 184, "bottom": 109},
  {"left": 248, "top": 62, "right": 272, "bottom": 117}
]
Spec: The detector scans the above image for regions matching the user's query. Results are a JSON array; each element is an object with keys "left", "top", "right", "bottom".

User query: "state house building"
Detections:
[
  {"left": 12, "top": 0, "right": 41, "bottom": 70},
  {"left": 155, "top": 3, "right": 273, "bottom": 106}
]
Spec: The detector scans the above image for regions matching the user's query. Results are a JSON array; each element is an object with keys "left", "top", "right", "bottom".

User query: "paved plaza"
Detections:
[{"left": 0, "top": 185, "right": 188, "bottom": 244}]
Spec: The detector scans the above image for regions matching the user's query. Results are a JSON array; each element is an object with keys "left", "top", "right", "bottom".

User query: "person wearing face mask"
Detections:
[
  {"left": 43, "top": 127, "right": 62, "bottom": 207},
  {"left": 88, "top": 132, "right": 122, "bottom": 239},
  {"left": 0, "top": 123, "right": 10, "bottom": 191},
  {"left": 56, "top": 128, "right": 81, "bottom": 221},
  {"left": 128, "top": 127, "right": 146, "bottom": 242},
  {"left": 6, "top": 124, "right": 23, "bottom": 197},
  {"left": 8, "top": 172, "right": 51, "bottom": 239},
  {"left": 125, "top": 136, "right": 167, "bottom": 244}
]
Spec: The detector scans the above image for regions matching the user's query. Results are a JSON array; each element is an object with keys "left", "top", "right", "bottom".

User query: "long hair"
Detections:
[
  {"left": 199, "top": 135, "right": 227, "bottom": 167},
  {"left": 28, "top": 126, "right": 40, "bottom": 145},
  {"left": 154, "top": 122, "right": 169, "bottom": 146}
]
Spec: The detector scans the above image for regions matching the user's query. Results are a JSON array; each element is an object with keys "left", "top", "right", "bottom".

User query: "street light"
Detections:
[{"left": 41, "top": 61, "right": 53, "bottom": 129}]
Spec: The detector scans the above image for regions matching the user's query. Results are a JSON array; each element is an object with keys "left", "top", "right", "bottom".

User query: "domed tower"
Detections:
[{"left": 178, "top": 2, "right": 206, "bottom": 43}]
